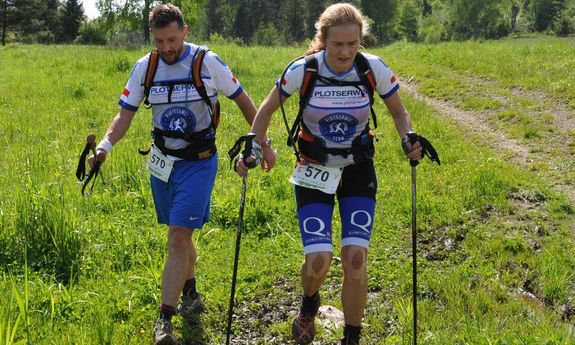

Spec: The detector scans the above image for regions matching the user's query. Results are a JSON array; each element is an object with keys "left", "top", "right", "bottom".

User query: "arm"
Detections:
[
  {"left": 233, "top": 90, "right": 257, "bottom": 126},
  {"left": 383, "top": 92, "right": 422, "bottom": 161},
  {"left": 95, "top": 107, "right": 136, "bottom": 162},
  {"left": 235, "top": 86, "right": 286, "bottom": 177}
]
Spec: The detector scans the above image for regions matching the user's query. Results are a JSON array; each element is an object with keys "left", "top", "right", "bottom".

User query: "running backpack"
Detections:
[
  {"left": 279, "top": 52, "right": 378, "bottom": 163},
  {"left": 143, "top": 47, "right": 221, "bottom": 129},
  {"left": 140, "top": 47, "right": 221, "bottom": 161}
]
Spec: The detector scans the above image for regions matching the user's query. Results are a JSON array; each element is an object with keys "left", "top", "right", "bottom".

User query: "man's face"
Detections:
[{"left": 151, "top": 21, "right": 188, "bottom": 65}]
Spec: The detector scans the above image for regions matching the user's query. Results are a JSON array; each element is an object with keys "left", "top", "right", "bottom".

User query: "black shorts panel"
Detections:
[{"left": 295, "top": 160, "right": 377, "bottom": 209}]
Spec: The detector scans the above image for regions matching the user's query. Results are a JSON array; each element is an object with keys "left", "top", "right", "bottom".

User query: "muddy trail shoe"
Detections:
[
  {"left": 177, "top": 292, "right": 205, "bottom": 316},
  {"left": 341, "top": 334, "right": 360, "bottom": 345},
  {"left": 154, "top": 318, "right": 178, "bottom": 345},
  {"left": 291, "top": 311, "right": 316, "bottom": 344}
]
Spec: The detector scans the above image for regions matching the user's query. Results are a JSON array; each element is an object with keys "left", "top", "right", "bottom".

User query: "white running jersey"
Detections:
[
  {"left": 278, "top": 51, "right": 399, "bottom": 167},
  {"left": 119, "top": 43, "right": 243, "bottom": 150}
]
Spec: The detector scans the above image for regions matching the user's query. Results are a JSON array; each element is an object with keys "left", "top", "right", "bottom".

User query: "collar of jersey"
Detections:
[
  {"left": 176, "top": 43, "right": 191, "bottom": 63},
  {"left": 321, "top": 50, "right": 355, "bottom": 78}
]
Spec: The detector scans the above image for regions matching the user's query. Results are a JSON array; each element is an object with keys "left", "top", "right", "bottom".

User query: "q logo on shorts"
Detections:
[
  {"left": 319, "top": 112, "right": 357, "bottom": 143},
  {"left": 161, "top": 106, "right": 196, "bottom": 133}
]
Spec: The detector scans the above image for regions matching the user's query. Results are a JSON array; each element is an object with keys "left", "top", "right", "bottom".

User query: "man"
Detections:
[{"left": 92, "top": 4, "right": 275, "bottom": 345}]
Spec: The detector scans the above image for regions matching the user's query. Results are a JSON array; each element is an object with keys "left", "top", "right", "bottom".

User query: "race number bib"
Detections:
[
  {"left": 147, "top": 145, "right": 174, "bottom": 183},
  {"left": 289, "top": 162, "right": 343, "bottom": 194}
]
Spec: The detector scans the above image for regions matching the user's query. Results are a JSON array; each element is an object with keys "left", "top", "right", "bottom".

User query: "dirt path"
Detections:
[{"left": 399, "top": 78, "right": 575, "bottom": 204}]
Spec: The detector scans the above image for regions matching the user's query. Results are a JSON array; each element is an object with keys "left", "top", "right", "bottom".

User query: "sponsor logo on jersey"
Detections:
[
  {"left": 150, "top": 84, "right": 196, "bottom": 94},
  {"left": 313, "top": 89, "right": 364, "bottom": 98},
  {"left": 319, "top": 112, "right": 357, "bottom": 143},
  {"left": 390, "top": 75, "right": 397, "bottom": 84},
  {"left": 122, "top": 88, "right": 130, "bottom": 97},
  {"left": 160, "top": 106, "right": 196, "bottom": 134}
]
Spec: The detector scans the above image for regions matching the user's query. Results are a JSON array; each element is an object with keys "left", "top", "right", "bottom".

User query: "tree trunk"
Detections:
[
  {"left": 2, "top": 0, "right": 7, "bottom": 46},
  {"left": 511, "top": 3, "right": 519, "bottom": 32},
  {"left": 142, "top": 0, "right": 151, "bottom": 44}
]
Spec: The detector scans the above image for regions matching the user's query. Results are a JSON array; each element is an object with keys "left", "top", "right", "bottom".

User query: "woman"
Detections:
[{"left": 236, "top": 3, "right": 422, "bottom": 344}]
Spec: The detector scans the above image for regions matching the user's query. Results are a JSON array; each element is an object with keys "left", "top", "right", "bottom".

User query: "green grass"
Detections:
[{"left": 0, "top": 39, "right": 574, "bottom": 344}]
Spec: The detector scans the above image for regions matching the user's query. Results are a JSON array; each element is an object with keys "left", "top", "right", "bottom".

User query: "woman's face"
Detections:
[{"left": 323, "top": 24, "right": 360, "bottom": 73}]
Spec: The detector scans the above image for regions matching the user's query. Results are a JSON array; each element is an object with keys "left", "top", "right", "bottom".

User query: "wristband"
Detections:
[{"left": 96, "top": 138, "right": 113, "bottom": 154}]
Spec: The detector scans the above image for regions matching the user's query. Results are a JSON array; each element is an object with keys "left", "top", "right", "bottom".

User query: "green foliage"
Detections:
[
  {"left": 252, "top": 23, "right": 283, "bottom": 46},
  {"left": 60, "top": 0, "right": 84, "bottom": 42},
  {"left": 398, "top": 0, "right": 419, "bottom": 41},
  {"left": 446, "top": 0, "right": 511, "bottom": 40},
  {"left": 75, "top": 20, "right": 107, "bottom": 45}
]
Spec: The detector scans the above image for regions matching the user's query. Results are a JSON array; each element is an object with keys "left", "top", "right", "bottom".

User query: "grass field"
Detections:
[{"left": 0, "top": 36, "right": 574, "bottom": 344}]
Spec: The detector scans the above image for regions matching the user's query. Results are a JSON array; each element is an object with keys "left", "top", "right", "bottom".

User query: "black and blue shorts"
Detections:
[{"left": 295, "top": 159, "right": 377, "bottom": 254}]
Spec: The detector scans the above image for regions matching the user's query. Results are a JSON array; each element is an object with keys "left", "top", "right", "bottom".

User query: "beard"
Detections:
[{"left": 161, "top": 42, "right": 184, "bottom": 65}]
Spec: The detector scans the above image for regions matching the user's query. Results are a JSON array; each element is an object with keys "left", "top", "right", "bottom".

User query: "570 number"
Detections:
[
  {"left": 150, "top": 153, "right": 166, "bottom": 169},
  {"left": 304, "top": 166, "right": 329, "bottom": 182}
]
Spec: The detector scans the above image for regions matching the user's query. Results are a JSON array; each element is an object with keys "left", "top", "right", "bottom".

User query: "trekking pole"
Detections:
[
  {"left": 225, "top": 133, "right": 256, "bottom": 345},
  {"left": 404, "top": 132, "right": 440, "bottom": 345},
  {"left": 76, "top": 134, "right": 104, "bottom": 196},
  {"left": 410, "top": 157, "right": 418, "bottom": 345}
]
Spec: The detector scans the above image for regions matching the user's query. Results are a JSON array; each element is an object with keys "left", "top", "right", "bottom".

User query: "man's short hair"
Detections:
[{"left": 149, "top": 3, "right": 184, "bottom": 29}]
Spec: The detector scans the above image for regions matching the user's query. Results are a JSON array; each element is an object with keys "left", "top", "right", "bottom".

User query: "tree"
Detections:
[
  {"left": 398, "top": 0, "right": 419, "bottom": 41},
  {"left": 529, "top": 0, "right": 567, "bottom": 31},
  {"left": 446, "top": 0, "right": 510, "bottom": 39},
  {"left": 61, "top": 0, "right": 84, "bottom": 42},
  {"left": 361, "top": 0, "right": 399, "bottom": 43},
  {"left": 206, "top": 0, "right": 223, "bottom": 36},
  {"left": 306, "top": 0, "right": 326, "bottom": 38},
  {"left": 1, "top": 0, "right": 11, "bottom": 45},
  {"left": 281, "top": 0, "right": 305, "bottom": 43}
]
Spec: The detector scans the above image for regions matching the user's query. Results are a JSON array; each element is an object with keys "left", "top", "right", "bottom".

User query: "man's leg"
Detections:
[
  {"left": 162, "top": 225, "right": 194, "bottom": 307},
  {"left": 154, "top": 225, "right": 194, "bottom": 345},
  {"left": 176, "top": 236, "right": 205, "bottom": 315}
]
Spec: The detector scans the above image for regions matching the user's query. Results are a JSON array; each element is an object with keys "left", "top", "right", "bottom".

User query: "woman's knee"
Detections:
[
  {"left": 342, "top": 246, "right": 367, "bottom": 279},
  {"left": 304, "top": 252, "right": 332, "bottom": 279}
]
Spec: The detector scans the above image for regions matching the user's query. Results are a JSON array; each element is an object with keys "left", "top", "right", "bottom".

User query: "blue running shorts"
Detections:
[
  {"left": 150, "top": 154, "right": 218, "bottom": 229},
  {"left": 295, "top": 159, "right": 377, "bottom": 254}
]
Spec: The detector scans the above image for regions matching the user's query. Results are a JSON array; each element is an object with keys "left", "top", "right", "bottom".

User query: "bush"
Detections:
[
  {"left": 419, "top": 14, "right": 447, "bottom": 44},
  {"left": 209, "top": 32, "right": 227, "bottom": 45},
  {"left": 553, "top": 15, "right": 575, "bottom": 37},
  {"left": 75, "top": 21, "right": 107, "bottom": 45},
  {"left": 252, "top": 24, "right": 283, "bottom": 46}
]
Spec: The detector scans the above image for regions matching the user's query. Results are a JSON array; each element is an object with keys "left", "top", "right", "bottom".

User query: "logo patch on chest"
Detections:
[
  {"left": 161, "top": 106, "right": 196, "bottom": 133},
  {"left": 319, "top": 112, "right": 357, "bottom": 143}
]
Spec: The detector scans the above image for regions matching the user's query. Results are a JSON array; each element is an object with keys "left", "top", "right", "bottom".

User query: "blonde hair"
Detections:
[{"left": 305, "top": 3, "right": 369, "bottom": 55}]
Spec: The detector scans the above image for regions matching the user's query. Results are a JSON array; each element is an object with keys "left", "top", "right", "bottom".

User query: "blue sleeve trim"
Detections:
[
  {"left": 380, "top": 84, "right": 399, "bottom": 99},
  {"left": 276, "top": 81, "right": 292, "bottom": 97},
  {"left": 118, "top": 100, "right": 139, "bottom": 112},
  {"left": 228, "top": 86, "right": 243, "bottom": 99}
]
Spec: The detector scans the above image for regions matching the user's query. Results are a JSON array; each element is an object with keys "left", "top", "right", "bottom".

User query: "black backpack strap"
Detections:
[
  {"left": 354, "top": 53, "right": 378, "bottom": 129},
  {"left": 143, "top": 50, "right": 160, "bottom": 108},
  {"left": 288, "top": 54, "right": 318, "bottom": 147}
]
